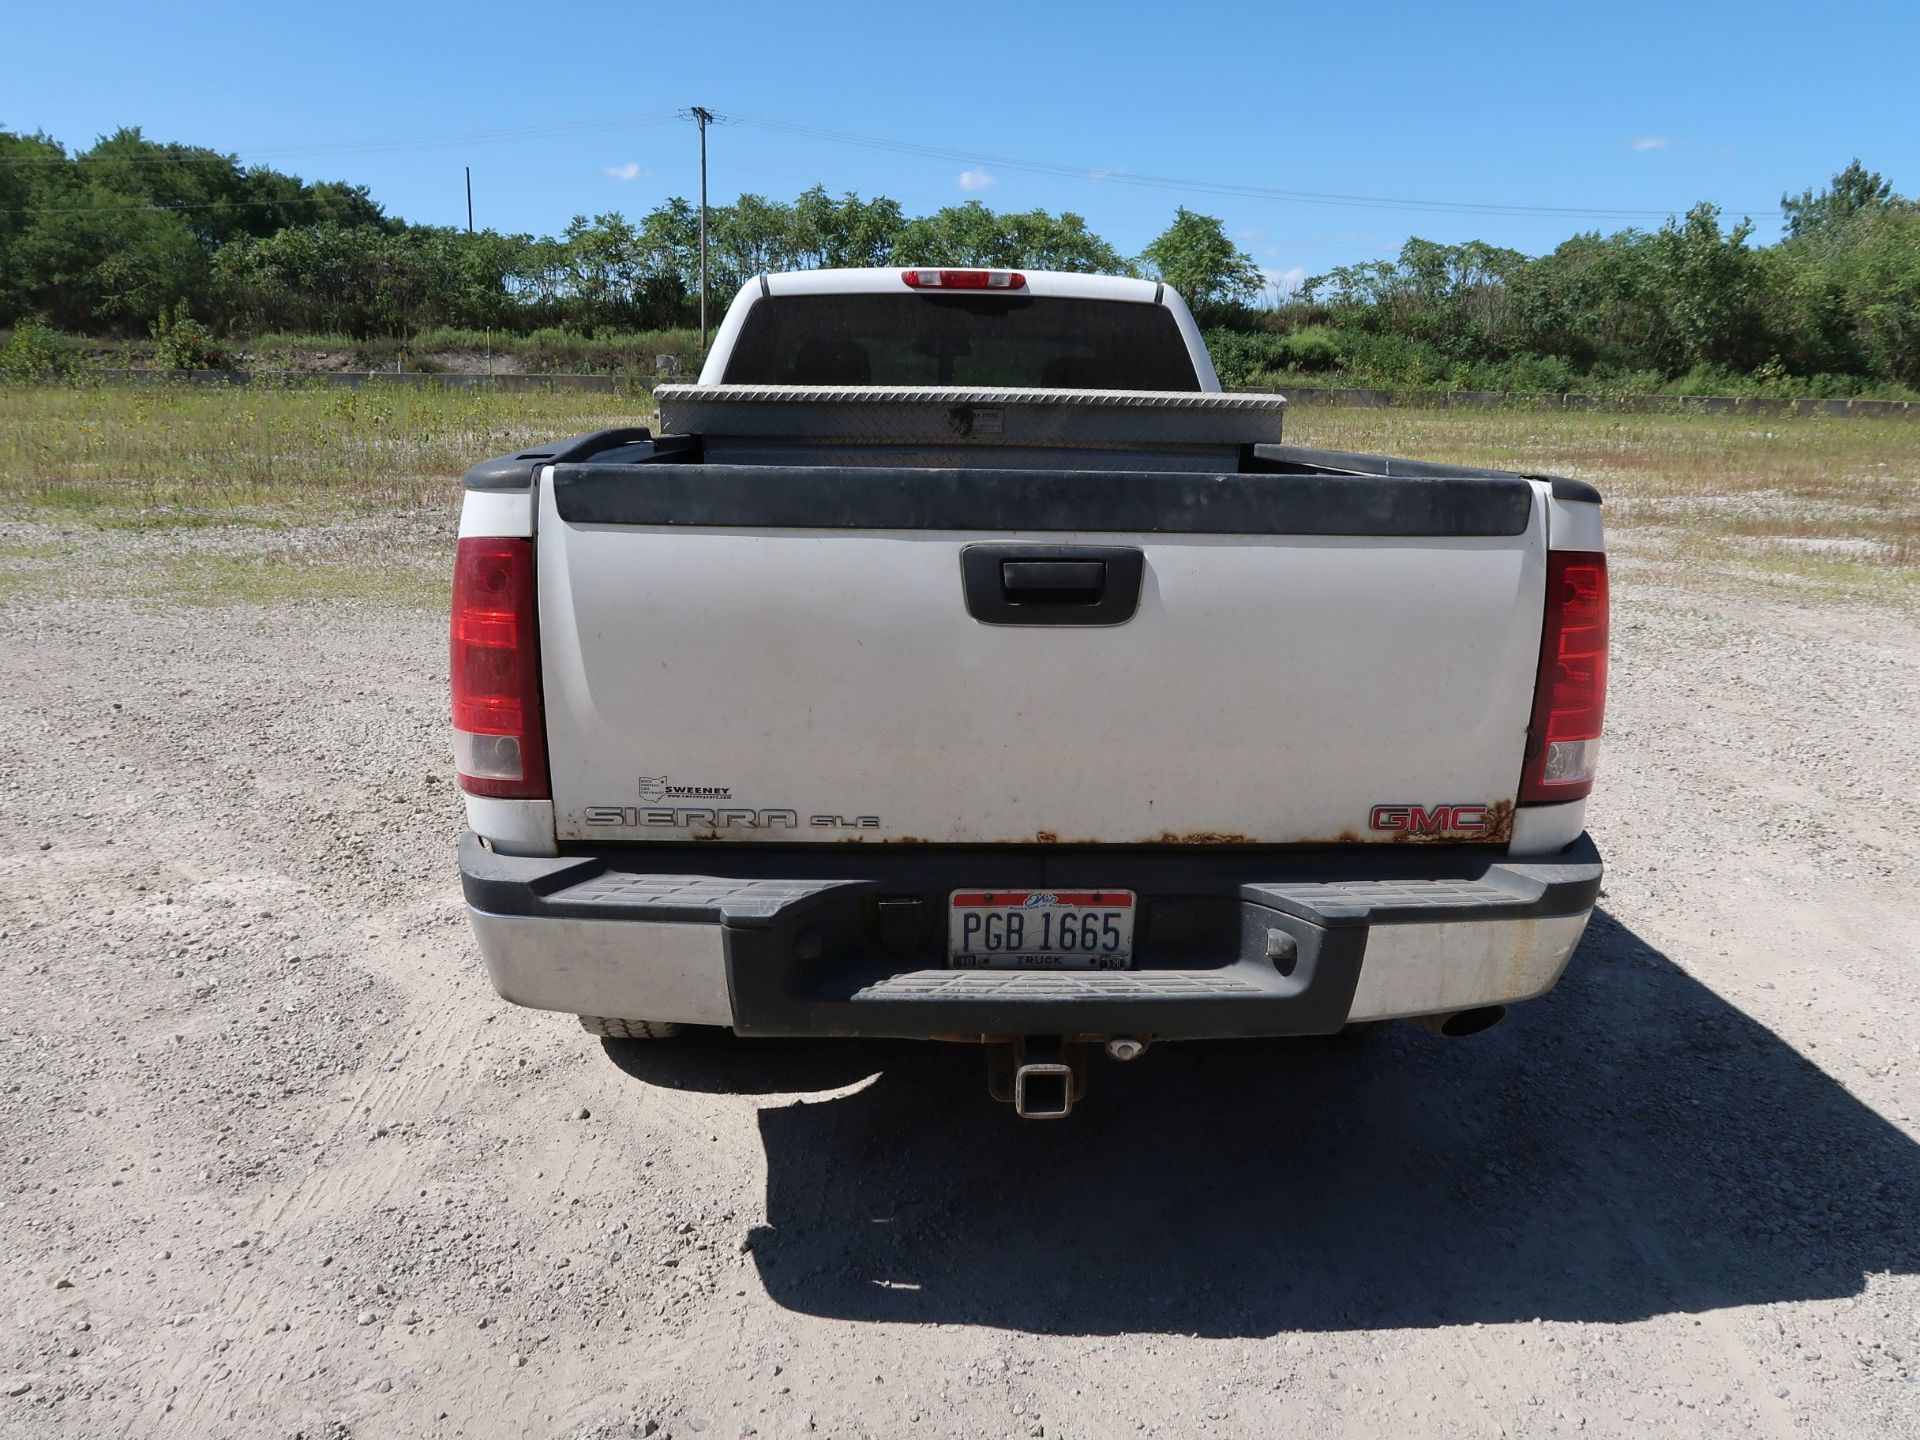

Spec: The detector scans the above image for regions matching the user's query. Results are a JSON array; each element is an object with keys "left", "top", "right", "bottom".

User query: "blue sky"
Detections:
[{"left": 9, "top": 0, "right": 1916, "bottom": 292}]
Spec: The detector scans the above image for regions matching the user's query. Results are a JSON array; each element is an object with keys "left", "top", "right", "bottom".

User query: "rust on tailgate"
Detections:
[
  {"left": 656, "top": 814, "right": 1514, "bottom": 845},
  {"left": 860, "top": 820, "right": 1513, "bottom": 845}
]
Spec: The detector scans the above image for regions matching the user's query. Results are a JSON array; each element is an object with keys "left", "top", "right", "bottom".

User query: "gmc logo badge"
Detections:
[{"left": 1370, "top": 803, "right": 1492, "bottom": 834}]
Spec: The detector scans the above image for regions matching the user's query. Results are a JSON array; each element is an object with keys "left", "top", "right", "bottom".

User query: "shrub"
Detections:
[
  {"left": 0, "top": 322, "right": 82, "bottom": 382},
  {"left": 516, "top": 327, "right": 706, "bottom": 375},
  {"left": 150, "top": 306, "right": 233, "bottom": 372},
  {"left": 1201, "top": 329, "right": 1294, "bottom": 387},
  {"left": 1457, "top": 353, "right": 1580, "bottom": 394},
  {"left": 1337, "top": 331, "right": 1448, "bottom": 389},
  {"left": 1280, "top": 326, "right": 1341, "bottom": 372}
]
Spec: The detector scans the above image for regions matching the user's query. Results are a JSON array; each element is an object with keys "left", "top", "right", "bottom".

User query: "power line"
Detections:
[
  {"left": 721, "top": 111, "right": 1765, "bottom": 222},
  {"left": 241, "top": 111, "right": 682, "bottom": 158},
  {"left": 0, "top": 110, "right": 688, "bottom": 218},
  {"left": 0, "top": 106, "right": 1776, "bottom": 228},
  {"left": 0, "top": 196, "right": 391, "bottom": 218},
  {"left": 0, "top": 112, "right": 682, "bottom": 166}
]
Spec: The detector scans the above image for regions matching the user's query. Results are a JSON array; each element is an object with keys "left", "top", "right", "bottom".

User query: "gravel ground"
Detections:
[{"left": 1, "top": 522, "right": 1916, "bottom": 1439}]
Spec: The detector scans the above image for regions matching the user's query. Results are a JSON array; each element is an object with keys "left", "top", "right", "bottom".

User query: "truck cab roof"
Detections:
[
  {"left": 700, "top": 267, "right": 1221, "bottom": 390},
  {"left": 758, "top": 267, "right": 1168, "bottom": 303}
]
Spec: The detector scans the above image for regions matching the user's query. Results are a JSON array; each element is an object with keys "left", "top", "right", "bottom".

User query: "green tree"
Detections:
[
  {"left": 0, "top": 124, "right": 399, "bottom": 332},
  {"left": 561, "top": 212, "right": 649, "bottom": 331},
  {"left": 1306, "top": 237, "right": 1526, "bottom": 359},
  {"left": 8, "top": 195, "right": 209, "bottom": 329},
  {"left": 1506, "top": 230, "right": 1658, "bottom": 372},
  {"left": 1817, "top": 208, "right": 1920, "bottom": 386},
  {"left": 791, "top": 186, "right": 906, "bottom": 269},
  {"left": 1782, "top": 159, "right": 1900, "bottom": 238},
  {"left": 1642, "top": 203, "right": 1770, "bottom": 371},
  {"left": 888, "top": 201, "right": 1126, "bottom": 272},
  {"left": 0, "top": 130, "right": 78, "bottom": 321},
  {"left": 210, "top": 222, "right": 454, "bottom": 335},
  {"left": 4, "top": 121, "right": 1911, "bottom": 393},
  {"left": 446, "top": 228, "right": 542, "bottom": 330},
  {"left": 710, "top": 193, "right": 807, "bottom": 288},
  {"left": 1140, "top": 208, "right": 1261, "bottom": 313},
  {"left": 68, "top": 127, "right": 393, "bottom": 244}
]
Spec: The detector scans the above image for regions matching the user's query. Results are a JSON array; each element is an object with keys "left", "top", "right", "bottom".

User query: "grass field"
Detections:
[
  {"left": 1, "top": 383, "right": 1915, "bottom": 606},
  {"left": 1297, "top": 406, "right": 1920, "bottom": 595},
  {"left": 0, "top": 384, "right": 636, "bottom": 520}
]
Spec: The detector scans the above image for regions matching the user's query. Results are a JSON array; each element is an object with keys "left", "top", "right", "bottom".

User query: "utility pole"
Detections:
[
  {"left": 465, "top": 166, "right": 474, "bottom": 233},
  {"left": 690, "top": 107, "right": 714, "bottom": 348}
]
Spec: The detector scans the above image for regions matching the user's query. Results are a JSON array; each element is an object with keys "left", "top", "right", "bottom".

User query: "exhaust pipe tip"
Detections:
[{"left": 1410, "top": 1005, "right": 1507, "bottom": 1038}]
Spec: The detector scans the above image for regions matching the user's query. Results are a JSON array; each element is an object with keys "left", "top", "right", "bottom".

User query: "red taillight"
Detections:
[
  {"left": 450, "top": 537, "right": 549, "bottom": 800},
  {"left": 1520, "top": 551, "right": 1609, "bottom": 804},
  {"left": 901, "top": 268, "right": 1026, "bottom": 290}
]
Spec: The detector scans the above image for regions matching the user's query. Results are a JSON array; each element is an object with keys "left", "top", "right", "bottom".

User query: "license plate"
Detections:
[{"left": 948, "top": 890, "right": 1135, "bottom": 970}]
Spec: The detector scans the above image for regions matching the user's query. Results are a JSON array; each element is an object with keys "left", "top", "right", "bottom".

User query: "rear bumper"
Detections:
[{"left": 459, "top": 833, "right": 1602, "bottom": 1040}]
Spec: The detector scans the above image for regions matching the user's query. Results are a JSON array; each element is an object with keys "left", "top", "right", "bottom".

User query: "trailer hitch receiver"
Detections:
[{"left": 987, "top": 1037, "right": 1091, "bottom": 1119}]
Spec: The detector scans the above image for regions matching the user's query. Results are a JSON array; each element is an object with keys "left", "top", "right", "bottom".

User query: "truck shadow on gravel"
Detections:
[{"left": 602, "top": 909, "right": 1920, "bottom": 1336}]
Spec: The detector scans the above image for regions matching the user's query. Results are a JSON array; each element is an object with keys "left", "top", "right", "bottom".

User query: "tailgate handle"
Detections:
[
  {"left": 1001, "top": 560, "right": 1106, "bottom": 595},
  {"left": 962, "top": 544, "right": 1143, "bottom": 626}
]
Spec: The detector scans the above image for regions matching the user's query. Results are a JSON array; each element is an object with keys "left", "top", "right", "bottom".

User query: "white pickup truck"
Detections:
[{"left": 452, "top": 267, "right": 1607, "bottom": 1117}]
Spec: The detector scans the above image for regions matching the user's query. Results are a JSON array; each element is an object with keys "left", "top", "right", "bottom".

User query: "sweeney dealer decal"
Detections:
[
  {"left": 588, "top": 776, "right": 878, "bottom": 830},
  {"left": 637, "top": 776, "right": 732, "bottom": 802},
  {"left": 584, "top": 807, "right": 881, "bottom": 830}
]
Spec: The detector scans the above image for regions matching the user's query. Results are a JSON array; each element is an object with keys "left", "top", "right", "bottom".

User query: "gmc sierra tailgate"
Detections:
[{"left": 533, "top": 455, "right": 1548, "bottom": 848}]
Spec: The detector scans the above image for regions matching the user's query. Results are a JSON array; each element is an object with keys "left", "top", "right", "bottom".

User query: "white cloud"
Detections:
[
  {"left": 957, "top": 168, "right": 996, "bottom": 192},
  {"left": 1630, "top": 137, "right": 1670, "bottom": 152},
  {"left": 604, "top": 162, "right": 644, "bottom": 181}
]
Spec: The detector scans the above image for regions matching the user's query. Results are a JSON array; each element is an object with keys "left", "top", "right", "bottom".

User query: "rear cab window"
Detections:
[{"left": 721, "top": 293, "right": 1201, "bottom": 390}]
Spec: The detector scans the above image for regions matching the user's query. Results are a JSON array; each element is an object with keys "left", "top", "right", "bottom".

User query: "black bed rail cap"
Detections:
[
  {"left": 552, "top": 462, "right": 1537, "bottom": 537},
  {"left": 463, "top": 427, "right": 653, "bottom": 491},
  {"left": 1250, "top": 444, "right": 1601, "bottom": 505}
]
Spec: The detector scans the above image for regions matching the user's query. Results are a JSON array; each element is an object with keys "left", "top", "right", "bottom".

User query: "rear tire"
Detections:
[{"left": 578, "top": 1016, "right": 685, "bottom": 1040}]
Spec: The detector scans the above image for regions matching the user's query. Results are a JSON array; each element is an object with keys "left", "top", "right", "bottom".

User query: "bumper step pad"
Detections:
[{"left": 847, "top": 969, "right": 1273, "bottom": 1002}]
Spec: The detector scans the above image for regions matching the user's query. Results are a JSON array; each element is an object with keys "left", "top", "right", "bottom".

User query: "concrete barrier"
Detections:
[
  {"left": 89, "top": 368, "right": 640, "bottom": 394},
  {"left": 68, "top": 368, "right": 1917, "bottom": 417},
  {"left": 1244, "top": 386, "right": 1914, "bottom": 419}
]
